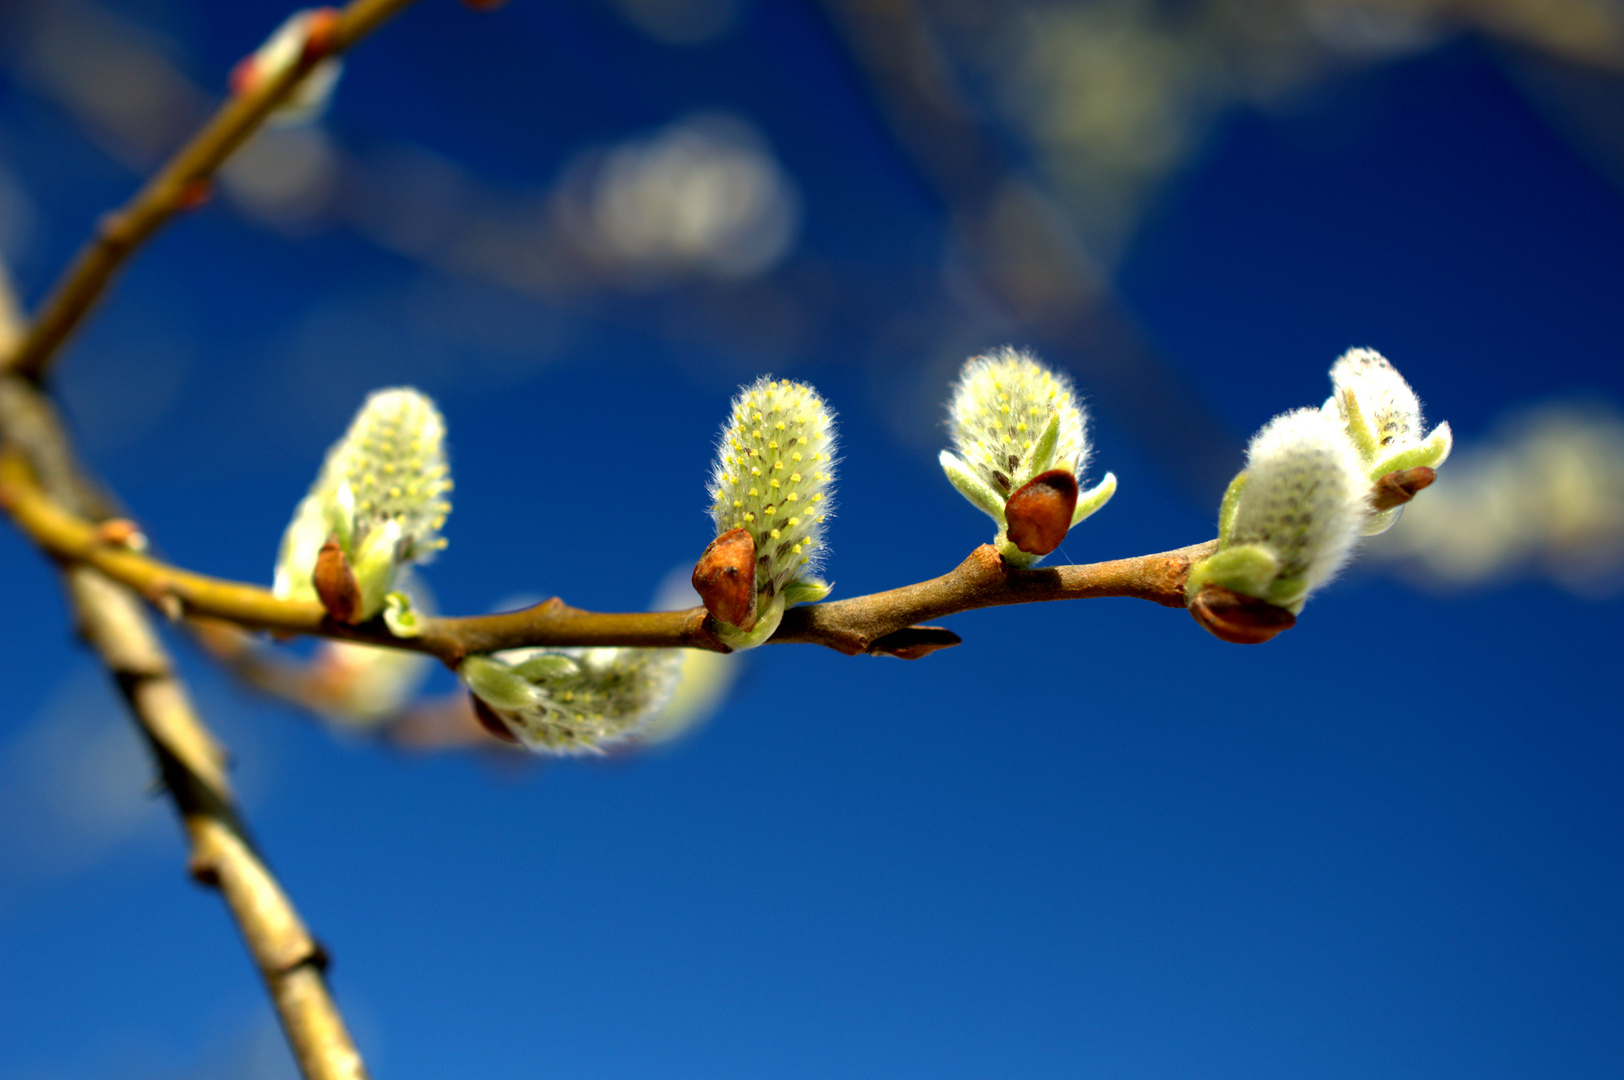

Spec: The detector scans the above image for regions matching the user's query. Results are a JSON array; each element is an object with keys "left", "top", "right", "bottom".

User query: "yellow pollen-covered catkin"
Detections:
[{"left": 706, "top": 376, "right": 839, "bottom": 602}]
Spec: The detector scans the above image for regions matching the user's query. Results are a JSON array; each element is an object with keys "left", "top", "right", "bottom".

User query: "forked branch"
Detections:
[
  {"left": 0, "top": 372, "right": 370, "bottom": 1080},
  {"left": 66, "top": 568, "right": 370, "bottom": 1080},
  {"left": 1, "top": 0, "right": 421, "bottom": 383}
]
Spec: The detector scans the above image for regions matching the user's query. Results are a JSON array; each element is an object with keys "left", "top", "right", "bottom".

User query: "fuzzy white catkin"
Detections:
[
  {"left": 707, "top": 376, "right": 836, "bottom": 598},
  {"left": 1321, "top": 347, "right": 1453, "bottom": 535},
  {"left": 461, "top": 647, "right": 683, "bottom": 755},
  {"left": 947, "top": 347, "right": 1088, "bottom": 495},
  {"left": 1324, "top": 348, "right": 1423, "bottom": 453},
  {"left": 1229, "top": 407, "right": 1370, "bottom": 601},
  {"left": 274, "top": 388, "right": 451, "bottom": 616}
]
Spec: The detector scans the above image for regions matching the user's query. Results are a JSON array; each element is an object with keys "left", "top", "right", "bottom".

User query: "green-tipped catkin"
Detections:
[
  {"left": 1193, "top": 407, "right": 1369, "bottom": 613},
  {"left": 1322, "top": 348, "right": 1453, "bottom": 534},
  {"left": 706, "top": 377, "right": 836, "bottom": 642},
  {"left": 460, "top": 647, "right": 683, "bottom": 754},
  {"left": 939, "top": 347, "right": 1115, "bottom": 565},
  {"left": 274, "top": 388, "right": 451, "bottom": 621}
]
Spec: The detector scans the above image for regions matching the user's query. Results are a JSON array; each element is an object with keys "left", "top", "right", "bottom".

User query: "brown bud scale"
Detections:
[
  {"left": 469, "top": 693, "right": 521, "bottom": 744},
  {"left": 693, "top": 527, "right": 758, "bottom": 630},
  {"left": 1371, "top": 466, "right": 1437, "bottom": 512},
  {"left": 1188, "top": 584, "right": 1296, "bottom": 645},
  {"left": 94, "top": 518, "right": 146, "bottom": 548},
  {"left": 1004, "top": 469, "right": 1080, "bottom": 556},
  {"left": 313, "top": 538, "right": 363, "bottom": 624},
  {"left": 176, "top": 178, "right": 212, "bottom": 212},
  {"left": 301, "top": 8, "right": 344, "bottom": 62}
]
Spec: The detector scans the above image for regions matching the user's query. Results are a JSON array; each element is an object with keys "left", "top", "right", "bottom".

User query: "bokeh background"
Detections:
[{"left": 2, "top": 0, "right": 1623, "bottom": 1077}]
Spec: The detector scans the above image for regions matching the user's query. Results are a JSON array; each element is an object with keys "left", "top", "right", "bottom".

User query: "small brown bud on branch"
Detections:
[
  {"left": 93, "top": 518, "right": 147, "bottom": 549},
  {"left": 302, "top": 8, "right": 344, "bottom": 62},
  {"left": 1188, "top": 583, "right": 1297, "bottom": 645},
  {"left": 1004, "top": 469, "right": 1079, "bottom": 557},
  {"left": 1371, "top": 466, "right": 1437, "bottom": 512},
  {"left": 176, "top": 179, "right": 213, "bottom": 212},
  {"left": 313, "top": 538, "right": 363, "bottom": 624},
  {"left": 468, "top": 692, "right": 521, "bottom": 745},
  {"left": 693, "top": 526, "right": 758, "bottom": 630},
  {"left": 866, "top": 626, "right": 962, "bottom": 660}
]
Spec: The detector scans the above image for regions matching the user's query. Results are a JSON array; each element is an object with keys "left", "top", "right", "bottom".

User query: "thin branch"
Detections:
[
  {"left": 0, "top": 446, "right": 1213, "bottom": 663},
  {"left": 771, "top": 541, "right": 1212, "bottom": 655},
  {"left": 66, "top": 568, "right": 370, "bottom": 1080},
  {"left": 1, "top": 0, "right": 421, "bottom": 383},
  {"left": 0, "top": 374, "right": 370, "bottom": 1080}
]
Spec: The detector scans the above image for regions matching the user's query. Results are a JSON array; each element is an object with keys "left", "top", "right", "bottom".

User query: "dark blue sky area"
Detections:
[{"left": 1, "top": 4, "right": 1620, "bottom": 1079}]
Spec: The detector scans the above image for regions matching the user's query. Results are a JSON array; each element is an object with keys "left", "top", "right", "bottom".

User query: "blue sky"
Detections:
[{"left": 1, "top": 2, "right": 1621, "bottom": 1078}]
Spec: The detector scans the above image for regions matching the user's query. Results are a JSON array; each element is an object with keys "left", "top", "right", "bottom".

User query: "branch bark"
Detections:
[
  {"left": 0, "top": 445, "right": 1214, "bottom": 663},
  {"left": 0, "top": 375, "right": 371, "bottom": 1080},
  {"left": 1, "top": 0, "right": 421, "bottom": 383},
  {"left": 66, "top": 568, "right": 370, "bottom": 1080}
]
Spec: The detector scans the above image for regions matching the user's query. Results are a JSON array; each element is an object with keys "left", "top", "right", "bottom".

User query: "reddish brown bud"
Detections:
[
  {"left": 469, "top": 692, "right": 521, "bottom": 744},
  {"left": 301, "top": 8, "right": 344, "bottom": 62},
  {"left": 461, "top": 0, "right": 511, "bottom": 9},
  {"left": 693, "top": 527, "right": 758, "bottom": 630},
  {"left": 1372, "top": 466, "right": 1437, "bottom": 511},
  {"left": 94, "top": 518, "right": 146, "bottom": 548},
  {"left": 1004, "top": 469, "right": 1079, "bottom": 556},
  {"left": 1188, "top": 584, "right": 1296, "bottom": 645},
  {"left": 187, "top": 853, "right": 222, "bottom": 887},
  {"left": 176, "top": 178, "right": 212, "bottom": 212},
  {"left": 228, "top": 56, "right": 258, "bottom": 97},
  {"left": 313, "top": 537, "right": 363, "bottom": 624}
]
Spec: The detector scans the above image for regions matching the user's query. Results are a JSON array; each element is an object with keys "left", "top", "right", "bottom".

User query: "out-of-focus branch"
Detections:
[
  {"left": 65, "top": 568, "right": 370, "bottom": 1080},
  {"left": 0, "top": 372, "right": 370, "bottom": 1080},
  {"left": 0, "top": 445, "right": 1220, "bottom": 663},
  {"left": 1, "top": 0, "right": 421, "bottom": 383},
  {"left": 816, "top": 0, "right": 1242, "bottom": 501}
]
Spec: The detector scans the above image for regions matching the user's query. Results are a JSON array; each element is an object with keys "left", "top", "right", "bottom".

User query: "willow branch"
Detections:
[
  {"left": 0, "top": 374, "right": 370, "bottom": 1080},
  {"left": 0, "top": 447, "right": 1215, "bottom": 664},
  {"left": 1, "top": 0, "right": 421, "bottom": 383},
  {"left": 65, "top": 567, "right": 370, "bottom": 1080}
]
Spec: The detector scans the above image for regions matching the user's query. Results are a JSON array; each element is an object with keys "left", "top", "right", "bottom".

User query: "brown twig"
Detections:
[
  {"left": 1, "top": 0, "right": 421, "bottom": 383},
  {"left": 0, "top": 373, "right": 370, "bottom": 1080},
  {"left": 66, "top": 569, "right": 370, "bottom": 1080},
  {"left": 0, "top": 446, "right": 1214, "bottom": 664}
]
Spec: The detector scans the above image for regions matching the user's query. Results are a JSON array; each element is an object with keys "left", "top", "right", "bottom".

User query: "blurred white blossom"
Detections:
[
  {"left": 1369, "top": 401, "right": 1624, "bottom": 596},
  {"left": 555, "top": 113, "right": 800, "bottom": 281}
]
